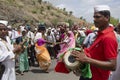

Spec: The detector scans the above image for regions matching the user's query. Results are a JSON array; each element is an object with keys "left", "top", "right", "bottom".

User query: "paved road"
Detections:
[{"left": 16, "top": 59, "right": 79, "bottom": 80}]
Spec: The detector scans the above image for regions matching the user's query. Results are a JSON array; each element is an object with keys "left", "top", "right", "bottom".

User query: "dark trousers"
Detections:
[
  {"left": 28, "top": 45, "right": 35, "bottom": 66},
  {"left": 54, "top": 44, "right": 60, "bottom": 58},
  {"left": 47, "top": 46, "right": 56, "bottom": 58}
]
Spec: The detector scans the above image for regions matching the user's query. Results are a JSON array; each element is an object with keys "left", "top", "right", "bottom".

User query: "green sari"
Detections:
[{"left": 19, "top": 37, "right": 29, "bottom": 72}]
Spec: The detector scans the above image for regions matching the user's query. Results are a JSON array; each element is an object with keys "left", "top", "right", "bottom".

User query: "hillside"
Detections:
[{"left": 0, "top": 0, "right": 88, "bottom": 28}]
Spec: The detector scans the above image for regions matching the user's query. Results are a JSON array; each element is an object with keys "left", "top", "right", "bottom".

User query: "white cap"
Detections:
[
  {"left": 35, "top": 28, "right": 37, "bottom": 30},
  {"left": 48, "top": 27, "right": 51, "bottom": 30},
  {"left": 21, "top": 29, "right": 26, "bottom": 32},
  {"left": 0, "top": 20, "right": 8, "bottom": 26},
  {"left": 109, "top": 24, "right": 113, "bottom": 26},
  {"left": 20, "top": 26, "right": 25, "bottom": 32},
  {"left": 65, "top": 22, "right": 69, "bottom": 27},
  {"left": 94, "top": 5, "right": 110, "bottom": 12},
  {"left": 82, "top": 27, "right": 86, "bottom": 30},
  {"left": 7, "top": 25, "right": 12, "bottom": 29},
  {"left": 51, "top": 28, "right": 55, "bottom": 31},
  {"left": 95, "top": 28, "right": 99, "bottom": 30}
]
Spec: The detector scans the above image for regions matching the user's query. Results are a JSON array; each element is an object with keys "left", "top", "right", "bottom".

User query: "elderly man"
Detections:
[
  {"left": 72, "top": 5, "right": 117, "bottom": 80},
  {"left": 0, "top": 20, "right": 21, "bottom": 80}
]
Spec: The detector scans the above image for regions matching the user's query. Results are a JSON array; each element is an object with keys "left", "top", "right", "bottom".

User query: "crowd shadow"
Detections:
[{"left": 30, "top": 67, "right": 54, "bottom": 73}]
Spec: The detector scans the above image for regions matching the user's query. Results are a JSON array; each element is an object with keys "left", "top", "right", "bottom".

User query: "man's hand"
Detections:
[
  {"left": 72, "top": 50, "right": 88, "bottom": 63},
  {"left": 13, "top": 45, "right": 22, "bottom": 54}
]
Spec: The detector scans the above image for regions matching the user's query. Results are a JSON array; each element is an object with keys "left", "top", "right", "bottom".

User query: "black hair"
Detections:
[
  {"left": 38, "top": 24, "right": 46, "bottom": 31},
  {"left": 99, "top": 10, "right": 110, "bottom": 21}
]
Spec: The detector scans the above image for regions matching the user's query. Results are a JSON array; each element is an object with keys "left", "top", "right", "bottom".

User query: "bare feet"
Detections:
[{"left": 21, "top": 71, "right": 24, "bottom": 75}]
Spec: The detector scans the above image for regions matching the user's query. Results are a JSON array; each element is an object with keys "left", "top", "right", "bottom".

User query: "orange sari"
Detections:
[{"left": 35, "top": 44, "right": 51, "bottom": 70}]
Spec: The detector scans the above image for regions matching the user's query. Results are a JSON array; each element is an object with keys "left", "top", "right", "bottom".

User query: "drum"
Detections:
[{"left": 63, "top": 48, "right": 82, "bottom": 70}]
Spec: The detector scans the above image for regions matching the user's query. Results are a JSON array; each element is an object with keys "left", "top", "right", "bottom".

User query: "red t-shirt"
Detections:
[{"left": 86, "top": 26, "right": 117, "bottom": 80}]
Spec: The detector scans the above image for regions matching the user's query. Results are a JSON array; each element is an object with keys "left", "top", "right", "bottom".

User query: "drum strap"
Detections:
[
  {"left": 89, "top": 30, "right": 118, "bottom": 51},
  {"left": 88, "top": 35, "right": 103, "bottom": 51},
  {"left": 84, "top": 33, "right": 103, "bottom": 58}
]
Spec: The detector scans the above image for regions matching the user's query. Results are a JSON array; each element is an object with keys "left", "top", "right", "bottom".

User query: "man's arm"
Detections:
[
  {"left": 86, "top": 57, "right": 116, "bottom": 71},
  {"left": 72, "top": 51, "right": 116, "bottom": 71}
]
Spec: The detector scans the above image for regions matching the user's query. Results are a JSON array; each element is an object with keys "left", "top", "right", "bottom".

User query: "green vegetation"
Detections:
[
  {"left": 32, "top": 9, "right": 37, "bottom": 14},
  {"left": 66, "top": 19, "right": 74, "bottom": 27},
  {"left": 110, "top": 17, "right": 119, "bottom": 26},
  {"left": 7, "top": 0, "right": 15, "bottom": 3},
  {"left": 38, "top": 0, "right": 42, "bottom": 4},
  {"left": 0, "top": 0, "right": 89, "bottom": 27}
]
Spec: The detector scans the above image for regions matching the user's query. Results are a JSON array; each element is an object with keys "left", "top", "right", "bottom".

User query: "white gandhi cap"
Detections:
[
  {"left": 0, "top": 20, "right": 8, "bottom": 26},
  {"left": 94, "top": 5, "right": 110, "bottom": 12}
]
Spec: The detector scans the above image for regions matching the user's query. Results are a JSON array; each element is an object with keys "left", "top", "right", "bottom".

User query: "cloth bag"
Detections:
[
  {"left": 55, "top": 61, "right": 70, "bottom": 74},
  {"left": 80, "top": 63, "right": 92, "bottom": 79}
]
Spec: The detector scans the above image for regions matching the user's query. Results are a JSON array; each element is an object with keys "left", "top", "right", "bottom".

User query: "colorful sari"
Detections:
[
  {"left": 35, "top": 38, "right": 51, "bottom": 70},
  {"left": 57, "top": 31, "right": 75, "bottom": 58},
  {"left": 55, "top": 31, "right": 75, "bottom": 73},
  {"left": 19, "top": 37, "right": 29, "bottom": 72}
]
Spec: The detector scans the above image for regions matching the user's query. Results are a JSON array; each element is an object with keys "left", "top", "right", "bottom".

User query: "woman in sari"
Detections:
[
  {"left": 34, "top": 24, "right": 51, "bottom": 72},
  {"left": 55, "top": 25, "right": 75, "bottom": 73},
  {"left": 19, "top": 30, "right": 29, "bottom": 75},
  {"left": 57, "top": 26, "right": 75, "bottom": 59}
]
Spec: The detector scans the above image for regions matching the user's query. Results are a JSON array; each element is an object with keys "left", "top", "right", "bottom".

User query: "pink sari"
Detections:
[
  {"left": 57, "top": 31, "right": 75, "bottom": 58},
  {"left": 55, "top": 31, "right": 75, "bottom": 73}
]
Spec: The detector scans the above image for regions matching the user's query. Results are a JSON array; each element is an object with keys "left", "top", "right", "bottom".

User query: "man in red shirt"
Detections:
[{"left": 72, "top": 5, "right": 117, "bottom": 80}]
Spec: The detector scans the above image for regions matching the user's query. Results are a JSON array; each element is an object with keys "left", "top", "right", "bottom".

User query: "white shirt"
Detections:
[
  {"left": 26, "top": 31, "right": 35, "bottom": 45},
  {"left": 11, "top": 30, "right": 19, "bottom": 39},
  {"left": 34, "top": 32, "right": 42, "bottom": 43},
  {"left": 0, "top": 36, "right": 14, "bottom": 62},
  {"left": 0, "top": 36, "right": 16, "bottom": 80},
  {"left": 83, "top": 32, "right": 97, "bottom": 48}
]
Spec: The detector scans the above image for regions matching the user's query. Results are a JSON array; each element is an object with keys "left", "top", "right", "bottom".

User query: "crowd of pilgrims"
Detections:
[
  {"left": 1, "top": 5, "right": 120, "bottom": 80},
  {"left": 6, "top": 23, "right": 98, "bottom": 75}
]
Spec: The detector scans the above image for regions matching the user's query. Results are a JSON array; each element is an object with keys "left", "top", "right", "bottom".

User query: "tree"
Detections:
[
  {"left": 69, "top": 11, "right": 73, "bottom": 16},
  {"left": 63, "top": 8, "right": 66, "bottom": 11},
  {"left": 110, "top": 17, "right": 119, "bottom": 26},
  {"left": 66, "top": 19, "right": 74, "bottom": 28},
  {"left": 40, "top": 6, "right": 44, "bottom": 14},
  {"left": 38, "top": 0, "right": 42, "bottom": 4},
  {"left": 51, "top": 18, "right": 59, "bottom": 27},
  {"left": 80, "top": 16, "right": 83, "bottom": 20},
  {"left": 47, "top": 5, "right": 51, "bottom": 10}
]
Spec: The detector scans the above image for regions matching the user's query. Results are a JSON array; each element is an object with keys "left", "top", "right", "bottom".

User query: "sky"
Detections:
[{"left": 43, "top": 0, "right": 120, "bottom": 23}]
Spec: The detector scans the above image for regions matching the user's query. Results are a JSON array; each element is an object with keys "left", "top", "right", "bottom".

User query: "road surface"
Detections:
[{"left": 16, "top": 59, "right": 79, "bottom": 80}]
